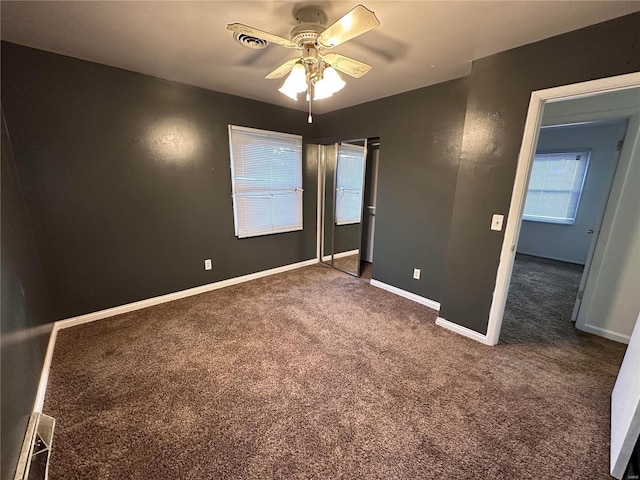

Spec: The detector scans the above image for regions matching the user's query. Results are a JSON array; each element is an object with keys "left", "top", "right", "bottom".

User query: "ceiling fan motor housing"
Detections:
[
  {"left": 290, "top": 6, "right": 327, "bottom": 49},
  {"left": 291, "top": 25, "right": 323, "bottom": 46},
  {"left": 294, "top": 7, "right": 327, "bottom": 26}
]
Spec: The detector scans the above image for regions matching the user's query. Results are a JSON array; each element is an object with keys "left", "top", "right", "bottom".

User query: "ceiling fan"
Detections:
[{"left": 227, "top": 4, "right": 380, "bottom": 122}]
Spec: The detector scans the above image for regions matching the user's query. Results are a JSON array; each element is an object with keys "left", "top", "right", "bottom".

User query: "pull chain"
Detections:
[{"left": 308, "top": 79, "right": 313, "bottom": 124}]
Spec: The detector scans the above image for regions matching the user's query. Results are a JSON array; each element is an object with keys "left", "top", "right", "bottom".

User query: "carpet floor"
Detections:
[
  {"left": 331, "top": 254, "right": 360, "bottom": 276},
  {"left": 502, "top": 254, "right": 585, "bottom": 345},
  {"left": 45, "top": 262, "right": 626, "bottom": 479}
]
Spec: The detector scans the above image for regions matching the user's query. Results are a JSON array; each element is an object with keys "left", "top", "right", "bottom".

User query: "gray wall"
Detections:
[
  {"left": 439, "top": 13, "right": 640, "bottom": 334},
  {"left": 1, "top": 112, "right": 54, "bottom": 479},
  {"left": 517, "top": 121, "right": 627, "bottom": 264},
  {"left": 1, "top": 42, "right": 318, "bottom": 322}
]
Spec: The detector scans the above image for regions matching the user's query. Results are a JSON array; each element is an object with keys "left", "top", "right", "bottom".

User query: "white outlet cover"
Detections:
[
  {"left": 204, "top": 259, "right": 212, "bottom": 270},
  {"left": 413, "top": 268, "right": 421, "bottom": 279},
  {"left": 491, "top": 214, "right": 504, "bottom": 231}
]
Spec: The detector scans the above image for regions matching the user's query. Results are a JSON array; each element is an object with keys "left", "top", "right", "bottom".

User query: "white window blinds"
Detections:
[
  {"left": 228, "top": 125, "right": 303, "bottom": 238},
  {"left": 523, "top": 150, "right": 590, "bottom": 225},
  {"left": 335, "top": 143, "right": 366, "bottom": 225}
]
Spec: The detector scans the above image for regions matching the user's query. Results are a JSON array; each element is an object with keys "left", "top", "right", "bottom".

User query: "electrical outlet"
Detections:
[
  {"left": 413, "top": 268, "right": 421, "bottom": 280},
  {"left": 204, "top": 259, "right": 212, "bottom": 271},
  {"left": 491, "top": 214, "right": 504, "bottom": 231}
]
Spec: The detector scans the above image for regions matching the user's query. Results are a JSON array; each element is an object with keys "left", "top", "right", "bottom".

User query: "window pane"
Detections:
[
  {"left": 523, "top": 151, "right": 589, "bottom": 225},
  {"left": 229, "top": 126, "right": 303, "bottom": 238},
  {"left": 234, "top": 191, "right": 302, "bottom": 237},
  {"left": 335, "top": 143, "right": 366, "bottom": 225}
]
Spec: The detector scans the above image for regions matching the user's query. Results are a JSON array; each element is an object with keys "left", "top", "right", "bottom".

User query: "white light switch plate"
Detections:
[{"left": 491, "top": 214, "right": 504, "bottom": 231}]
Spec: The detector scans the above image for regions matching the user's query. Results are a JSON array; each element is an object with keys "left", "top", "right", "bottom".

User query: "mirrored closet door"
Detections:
[{"left": 321, "top": 139, "right": 377, "bottom": 278}]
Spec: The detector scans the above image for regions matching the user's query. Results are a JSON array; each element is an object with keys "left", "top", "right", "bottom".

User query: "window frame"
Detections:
[
  {"left": 228, "top": 125, "right": 303, "bottom": 239},
  {"left": 523, "top": 149, "right": 591, "bottom": 225}
]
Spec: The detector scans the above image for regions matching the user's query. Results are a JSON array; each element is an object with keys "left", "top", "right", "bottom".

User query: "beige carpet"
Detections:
[
  {"left": 44, "top": 263, "right": 626, "bottom": 479},
  {"left": 331, "top": 253, "right": 360, "bottom": 276}
]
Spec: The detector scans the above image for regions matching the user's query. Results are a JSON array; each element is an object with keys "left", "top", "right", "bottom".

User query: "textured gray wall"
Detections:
[
  {"left": 1, "top": 42, "right": 318, "bottom": 321},
  {"left": 1, "top": 112, "right": 54, "bottom": 479}
]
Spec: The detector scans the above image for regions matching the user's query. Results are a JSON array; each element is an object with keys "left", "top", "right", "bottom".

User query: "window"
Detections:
[
  {"left": 523, "top": 150, "right": 590, "bottom": 225},
  {"left": 228, "top": 125, "right": 303, "bottom": 238},
  {"left": 335, "top": 143, "right": 366, "bottom": 225}
]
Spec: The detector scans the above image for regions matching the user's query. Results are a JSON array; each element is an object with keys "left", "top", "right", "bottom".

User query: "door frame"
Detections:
[{"left": 485, "top": 71, "right": 640, "bottom": 346}]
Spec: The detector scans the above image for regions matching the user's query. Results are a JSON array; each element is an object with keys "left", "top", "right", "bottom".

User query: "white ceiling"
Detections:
[
  {"left": 2, "top": 1, "right": 639, "bottom": 114},
  {"left": 542, "top": 87, "right": 640, "bottom": 126}
]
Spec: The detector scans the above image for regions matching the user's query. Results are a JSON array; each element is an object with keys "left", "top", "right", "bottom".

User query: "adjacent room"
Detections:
[{"left": 2, "top": 2, "right": 639, "bottom": 479}]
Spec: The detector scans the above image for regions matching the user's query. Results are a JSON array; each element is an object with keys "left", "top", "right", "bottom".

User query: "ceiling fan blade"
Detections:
[
  {"left": 323, "top": 53, "right": 372, "bottom": 78},
  {"left": 227, "top": 23, "right": 298, "bottom": 49},
  {"left": 265, "top": 58, "right": 301, "bottom": 79},
  {"left": 317, "top": 5, "right": 380, "bottom": 48}
]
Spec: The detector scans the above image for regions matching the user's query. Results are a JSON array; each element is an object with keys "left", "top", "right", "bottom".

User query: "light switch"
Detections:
[{"left": 491, "top": 214, "right": 504, "bottom": 231}]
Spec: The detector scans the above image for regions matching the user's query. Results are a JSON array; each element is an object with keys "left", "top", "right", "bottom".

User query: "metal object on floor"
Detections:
[{"left": 14, "top": 412, "right": 55, "bottom": 480}]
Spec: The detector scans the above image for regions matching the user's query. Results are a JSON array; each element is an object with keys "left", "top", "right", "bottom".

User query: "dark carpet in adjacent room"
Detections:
[
  {"left": 501, "top": 253, "right": 585, "bottom": 345},
  {"left": 44, "top": 262, "right": 626, "bottom": 479}
]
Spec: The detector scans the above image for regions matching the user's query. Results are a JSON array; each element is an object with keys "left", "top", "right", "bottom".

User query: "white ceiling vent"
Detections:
[{"left": 233, "top": 32, "right": 269, "bottom": 49}]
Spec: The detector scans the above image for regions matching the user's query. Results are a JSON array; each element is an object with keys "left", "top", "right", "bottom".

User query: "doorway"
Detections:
[
  {"left": 487, "top": 72, "right": 640, "bottom": 347},
  {"left": 501, "top": 118, "right": 628, "bottom": 344}
]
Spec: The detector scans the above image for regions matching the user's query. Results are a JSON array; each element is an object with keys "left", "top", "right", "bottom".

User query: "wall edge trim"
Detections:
[
  {"left": 436, "top": 317, "right": 491, "bottom": 345},
  {"left": 370, "top": 279, "right": 440, "bottom": 311},
  {"left": 56, "top": 258, "right": 319, "bottom": 331}
]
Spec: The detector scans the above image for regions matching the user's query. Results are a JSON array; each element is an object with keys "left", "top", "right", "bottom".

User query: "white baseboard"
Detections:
[
  {"left": 516, "top": 250, "right": 585, "bottom": 266},
  {"left": 577, "top": 323, "right": 630, "bottom": 344},
  {"left": 321, "top": 249, "right": 359, "bottom": 262},
  {"left": 436, "top": 317, "right": 491, "bottom": 345},
  {"left": 56, "top": 258, "right": 318, "bottom": 331},
  {"left": 369, "top": 280, "right": 440, "bottom": 311},
  {"left": 33, "top": 325, "right": 59, "bottom": 413}
]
